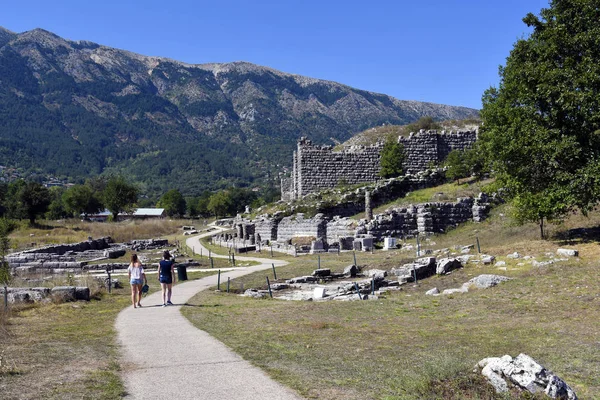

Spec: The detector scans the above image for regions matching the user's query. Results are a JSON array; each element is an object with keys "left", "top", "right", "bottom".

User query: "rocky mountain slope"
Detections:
[{"left": 0, "top": 26, "right": 479, "bottom": 194}]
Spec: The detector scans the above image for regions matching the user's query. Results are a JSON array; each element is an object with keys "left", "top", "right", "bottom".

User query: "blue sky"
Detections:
[{"left": 3, "top": 0, "right": 549, "bottom": 109}]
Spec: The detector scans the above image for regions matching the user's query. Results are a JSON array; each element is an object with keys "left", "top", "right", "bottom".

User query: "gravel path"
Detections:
[{"left": 115, "top": 227, "right": 302, "bottom": 399}]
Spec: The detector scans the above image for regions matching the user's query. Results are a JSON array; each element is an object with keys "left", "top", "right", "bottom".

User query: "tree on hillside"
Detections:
[
  {"left": 18, "top": 181, "right": 51, "bottom": 225},
  {"left": 62, "top": 184, "right": 103, "bottom": 218},
  {"left": 102, "top": 176, "right": 138, "bottom": 222},
  {"left": 480, "top": 1, "right": 600, "bottom": 239},
  {"left": 444, "top": 150, "right": 468, "bottom": 184},
  {"left": 158, "top": 189, "right": 186, "bottom": 217},
  {"left": 404, "top": 116, "right": 441, "bottom": 134},
  {"left": 207, "top": 191, "right": 232, "bottom": 220},
  {"left": 379, "top": 140, "right": 405, "bottom": 178}
]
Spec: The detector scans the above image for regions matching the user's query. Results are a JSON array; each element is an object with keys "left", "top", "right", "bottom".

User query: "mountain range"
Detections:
[{"left": 0, "top": 26, "right": 479, "bottom": 195}]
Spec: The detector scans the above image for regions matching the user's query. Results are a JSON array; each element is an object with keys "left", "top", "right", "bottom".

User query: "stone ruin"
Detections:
[
  {"left": 1, "top": 286, "right": 91, "bottom": 304},
  {"left": 216, "top": 192, "right": 493, "bottom": 256},
  {"left": 281, "top": 129, "right": 478, "bottom": 200},
  {"left": 5, "top": 237, "right": 176, "bottom": 275},
  {"left": 241, "top": 247, "right": 513, "bottom": 302}
]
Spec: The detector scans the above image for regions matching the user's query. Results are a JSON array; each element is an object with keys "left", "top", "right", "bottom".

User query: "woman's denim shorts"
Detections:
[{"left": 130, "top": 278, "right": 143, "bottom": 285}]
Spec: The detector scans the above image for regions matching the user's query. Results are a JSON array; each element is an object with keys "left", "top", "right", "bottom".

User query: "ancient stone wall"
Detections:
[
  {"left": 276, "top": 213, "right": 328, "bottom": 243},
  {"left": 230, "top": 193, "right": 491, "bottom": 247},
  {"left": 398, "top": 130, "right": 478, "bottom": 174},
  {"left": 357, "top": 194, "right": 491, "bottom": 239},
  {"left": 295, "top": 137, "right": 383, "bottom": 198},
  {"left": 280, "top": 177, "right": 293, "bottom": 202},
  {"left": 281, "top": 130, "right": 477, "bottom": 200}
]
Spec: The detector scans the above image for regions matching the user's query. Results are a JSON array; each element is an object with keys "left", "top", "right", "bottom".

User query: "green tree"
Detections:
[
  {"left": 19, "top": 181, "right": 51, "bottom": 225},
  {"left": 102, "top": 176, "right": 138, "bottom": 222},
  {"left": 207, "top": 191, "right": 232, "bottom": 219},
  {"left": 379, "top": 140, "right": 405, "bottom": 178},
  {"left": 463, "top": 143, "right": 488, "bottom": 181},
  {"left": 46, "top": 186, "right": 69, "bottom": 220},
  {"left": 0, "top": 219, "right": 16, "bottom": 309},
  {"left": 480, "top": 1, "right": 600, "bottom": 238},
  {"left": 196, "top": 191, "right": 212, "bottom": 216},
  {"left": 62, "top": 184, "right": 103, "bottom": 218},
  {"left": 4, "top": 180, "right": 26, "bottom": 220},
  {"left": 158, "top": 189, "right": 186, "bottom": 217},
  {"left": 404, "top": 116, "right": 441, "bottom": 134},
  {"left": 444, "top": 150, "right": 468, "bottom": 184}
]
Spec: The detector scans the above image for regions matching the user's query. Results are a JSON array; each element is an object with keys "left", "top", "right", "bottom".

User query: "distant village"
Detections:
[{"left": 0, "top": 165, "right": 74, "bottom": 188}]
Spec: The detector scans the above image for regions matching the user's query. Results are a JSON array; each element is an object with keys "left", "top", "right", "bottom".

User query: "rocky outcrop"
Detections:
[{"left": 476, "top": 354, "right": 577, "bottom": 399}]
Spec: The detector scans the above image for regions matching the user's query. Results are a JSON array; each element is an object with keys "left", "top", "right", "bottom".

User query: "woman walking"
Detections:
[
  {"left": 158, "top": 250, "right": 176, "bottom": 306},
  {"left": 127, "top": 254, "right": 146, "bottom": 308}
]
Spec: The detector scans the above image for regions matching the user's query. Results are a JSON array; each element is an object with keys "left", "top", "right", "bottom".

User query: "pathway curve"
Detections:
[{"left": 115, "top": 227, "right": 301, "bottom": 400}]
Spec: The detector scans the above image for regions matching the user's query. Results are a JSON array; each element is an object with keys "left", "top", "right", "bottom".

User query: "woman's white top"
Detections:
[{"left": 128, "top": 264, "right": 144, "bottom": 280}]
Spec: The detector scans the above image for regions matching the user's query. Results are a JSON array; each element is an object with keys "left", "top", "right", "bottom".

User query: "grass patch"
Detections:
[
  {"left": 182, "top": 209, "right": 600, "bottom": 399},
  {"left": 0, "top": 289, "right": 130, "bottom": 400},
  {"left": 8, "top": 218, "right": 195, "bottom": 252},
  {"left": 0, "top": 220, "right": 223, "bottom": 399}
]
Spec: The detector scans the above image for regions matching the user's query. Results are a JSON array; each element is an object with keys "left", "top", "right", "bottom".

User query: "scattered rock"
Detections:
[
  {"left": 466, "top": 274, "right": 511, "bottom": 289},
  {"left": 286, "top": 276, "right": 317, "bottom": 284},
  {"left": 242, "top": 289, "right": 268, "bottom": 299},
  {"left": 556, "top": 249, "right": 578, "bottom": 257},
  {"left": 442, "top": 287, "right": 469, "bottom": 295},
  {"left": 425, "top": 287, "right": 439, "bottom": 296},
  {"left": 312, "top": 268, "right": 331, "bottom": 277},
  {"left": 481, "top": 255, "right": 496, "bottom": 265},
  {"left": 365, "top": 269, "right": 387, "bottom": 281},
  {"left": 507, "top": 252, "right": 521, "bottom": 259},
  {"left": 270, "top": 283, "right": 289, "bottom": 291},
  {"left": 436, "top": 258, "right": 462, "bottom": 275},
  {"left": 477, "top": 354, "right": 577, "bottom": 399},
  {"left": 343, "top": 264, "right": 358, "bottom": 277},
  {"left": 104, "top": 249, "right": 126, "bottom": 259}
]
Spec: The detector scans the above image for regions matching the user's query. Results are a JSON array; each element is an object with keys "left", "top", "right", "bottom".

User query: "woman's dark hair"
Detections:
[
  {"left": 131, "top": 254, "right": 139, "bottom": 263},
  {"left": 163, "top": 250, "right": 171, "bottom": 260}
]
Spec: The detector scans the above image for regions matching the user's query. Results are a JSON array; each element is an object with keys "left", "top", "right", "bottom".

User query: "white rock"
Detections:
[
  {"left": 313, "top": 287, "right": 326, "bottom": 299},
  {"left": 425, "top": 287, "right": 439, "bottom": 296},
  {"left": 481, "top": 255, "right": 496, "bottom": 265},
  {"left": 466, "top": 274, "right": 511, "bottom": 289},
  {"left": 481, "top": 364, "right": 508, "bottom": 393},
  {"left": 557, "top": 248, "right": 578, "bottom": 257},
  {"left": 442, "top": 287, "right": 468, "bottom": 295},
  {"left": 507, "top": 252, "right": 521, "bottom": 259}
]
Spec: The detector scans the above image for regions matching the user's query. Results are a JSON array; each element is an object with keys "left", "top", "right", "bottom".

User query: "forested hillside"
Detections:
[{"left": 0, "top": 26, "right": 479, "bottom": 195}]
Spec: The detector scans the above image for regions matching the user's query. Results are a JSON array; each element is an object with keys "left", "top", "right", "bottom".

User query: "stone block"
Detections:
[
  {"left": 383, "top": 237, "right": 397, "bottom": 250},
  {"left": 75, "top": 287, "right": 90, "bottom": 301},
  {"left": 313, "top": 287, "right": 326, "bottom": 299},
  {"left": 343, "top": 264, "right": 358, "bottom": 277},
  {"left": 51, "top": 286, "right": 77, "bottom": 302},
  {"left": 312, "top": 269, "right": 331, "bottom": 277},
  {"left": 557, "top": 248, "right": 578, "bottom": 257}
]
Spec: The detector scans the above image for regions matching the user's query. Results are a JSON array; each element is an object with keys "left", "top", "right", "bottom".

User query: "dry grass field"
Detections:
[
  {"left": 182, "top": 200, "right": 600, "bottom": 399},
  {"left": 2, "top": 191, "right": 600, "bottom": 399},
  {"left": 0, "top": 219, "right": 226, "bottom": 399}
]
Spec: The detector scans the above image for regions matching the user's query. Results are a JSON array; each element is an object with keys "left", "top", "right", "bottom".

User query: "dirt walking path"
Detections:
[{"left": 115, "top": 227, "right": 302, "bottom": 399}]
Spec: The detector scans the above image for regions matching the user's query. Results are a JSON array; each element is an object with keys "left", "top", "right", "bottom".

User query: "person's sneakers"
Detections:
[
  {"left": 162, "top": 303, "right": 167, "bottom": 307},
  {"left": 166, "top": 301, "right": 173, "bottom": 306}
]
